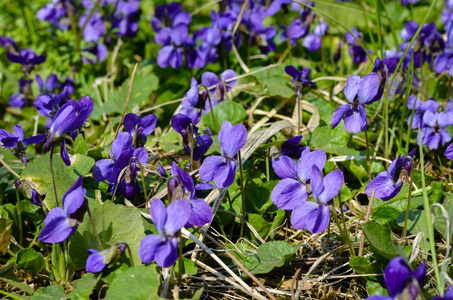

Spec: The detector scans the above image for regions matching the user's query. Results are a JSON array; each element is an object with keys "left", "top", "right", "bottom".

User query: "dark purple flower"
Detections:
[
  {"left": 201, "top": 70, "right": 237, "bottom": 111},
  {"left": 79, "top": 12, "right": 106, "bottom": 43},
  {"left": 7, "top": 48, "right": 46, "bottom": 75},
  {"left": 401, "top": 0, "right": 419, "bottom": 5},
  {"left": 156, "top": 24, "right": 190, "bottom": 69},
  {"left": 285, "top": 66, "right": 317, "bottom": 94},
  {"left": 446, "top": 143, "right": 453, "bottom": 160},
  {"left": 9, "top": 78, "right": 33, "bottom": 108},
  {"left": 36, "top": 74, "right": 59, "bottom": 94},
  {"left": 365, "top": 149, "right": 416, "bottom": 201},
  {"left": 86, "top": 242, "right": 127, "bottom": 273},
  {"left": 34, "top": 86, "right": 70, "bottom": 128},
  {"left": 178, "top": 78, "right": 204, "bottom": 124},
  {"left": 199, "top": 121, "right": 247, "bottom": 188},
  {"left": 171, "top": 114, "right": 213, "bottom": 161},
  {"left": 138, "top": 198, "right": 191, "bottom": 267},
  {"left": 432, "top": 287, "right": 453, "bottom": 300},
  {"left": 44, "top": 96, "right": 94, "bottom": 166},
  {"left": 420, "top": 111, "right": 453, "bottom": 150},
  {"left": 112, "top": 0, "right": 141, "bottom": 37},
  {"left": 17, "top": 179, "right": 45, "bottom": 206},
  {"left": 82, "top": 43, "right": 108, "bottom": 64},
  {"left": 0, "top": 125, "right": 47, "bottom": 164},
  {"left": 93, "top": 131, "right": 134, "bottom": 183},
  {"left": 366, "top": 257, "right": 426, "bottom": 300},
  {"left": 114, "top": 147, "right": 149, "bottom": 199},
  {"left": 291, "top": 166, "right": 343, "bottom": 233},
  {"left": 331, "top": 73, "right": 380, "bottom": 134},
  {"left": 271, "top": 148, "right": 326, "bottom": 210},
  {"left": 169, "top": 162, "right": 213, "bottom": 228},
  {"left": 123, "top": 113, "right": 157, "bottom": 148},
  {"left": 38, "top": 176, "right": 87, "bottom": 243},
  {"left": 279, "top": 19, "right": 309, "bottom": 46},
  {"left": 0, "top": 36, "right": 19, "bottom": 54},
  {"left": 37, "top": 0, "right": 71, "bottom": 30},
  {"left": 406, "top": 96, "right": 439, "bottom": 129},
  {"left": 345, "top": 27, "right": 369, "bottom": 64},
  {"left": 303, "top": 21, "right": 328, "bottom": 52},
  {"left": 151, "top": 2, "right": 191, "bottom": 32}
]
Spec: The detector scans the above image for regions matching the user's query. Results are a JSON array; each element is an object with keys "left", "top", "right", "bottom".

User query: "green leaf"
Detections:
[
  {"left": 0, "top": 217, "right": 13, "bottom": 255},
  {"left": 241, "top": 241, "right": 299, "bottom": 275},
  {"left": 67, "top": 273, "right": 100, "bottom": 300},
  {"left": 68, "top": 203, "right": 145, "bottom": 271},
  {"left": 21, "top": 153, "right": 95, "bottom": 209},
  {"left": 303, "top": 125, "right": 359, "bottom": 156},
  {"left": 20, "top": 200, "right": 45, "bottom": 223},
  {"left": 0, "top": 263, "right": 34, "bottom": 295},
  {"left": 104, "top": 73, "right": 159, "bottom": 116},
  {"left": 105, "top": 265, "right": 160, "bottom": 300},
  {"left": 245, "top": 181, "right": 278, "bottom": 214},
  {"left": 270, "top": 209, "right": 285, "bottom": 239},
  {"left": 372, "top": 207, "right": 400, "bottom": 228},
  {"left": 201, "top": 100, "right": 247, "bottom": 134},
  {"left": 73, "top": 135, "right": 88, "bottom": 155},
  {"left": 434, "top": 193, "right": 453, "bottom": 240},
  {"left": 32, "top": 284, "right": 65, "bottom": 300},
  {"left": 252, "top": 64, "right": 294, "bottom": 98},
  {"left": 362, "top": 221, "right": 400, "bottom": 260},
  {"left": 248, "top": 214, "right": 272, "bottom": 240},
  {"left": 16, "top": 248, "right": 45, "bottom": 274},
  {"left": 396, "top": 209, "right": 428, "bottom": 235},
  {"left": 174, "top": 257, "right": 198, "bottom": 276},
  {"left": 349, "top": 257, "right": 371, "bottom": 274}
]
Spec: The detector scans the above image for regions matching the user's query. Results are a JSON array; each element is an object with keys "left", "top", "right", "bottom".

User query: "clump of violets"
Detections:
[
  {"left": 365, "top": 149, "right": 416, "bottom": 201},
  {"left": 138, "top": 198, "right": 191, "bottom": 268},
  {"left": 38, "top": 176, "right": 87, "bottom": 244},
  {"left": 366, "top": 257, "right": 426, "bottom": 300},
  {"left": 406, "top": 96, "right": 439, "bottom": 129},
  {"left": 303, "top": 21, "right": 328, "bottom": 52},
  {"left": 86, "top": 242, "right": 128, "bottom": 273},
  {"left": 199, "top": 121, "right": 247, "bottom": 188},
  {"left": 331, "top": 73, "right": 380, "bottom": 134},
  {"left": 419, "top": 111, "right": 453, "bottom": 150},
  {"left": 201, "top": 69, "right": 237, "bottom": 111}
]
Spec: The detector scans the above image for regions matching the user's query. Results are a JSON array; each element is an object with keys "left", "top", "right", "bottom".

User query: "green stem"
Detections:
[
  {"left": 49, "top": 145, "right": 59, "bottom": 207},
  {"left": 297, "top": 91, "right": 301, "bottom": 136},
  {"left": 86, "top": 206, "right": 104, "bottom": 251},
  {"left": 365, "top": 130, "right": 372, "bottom": 181},
  {"left": 418, "top": 130, "right": 442, "bottom": 294},
  {"left": 135, "top": 159, "right": 149, "bottom": 201},
  {"left": 265, "top": 149, "right": 270, "bottom": 182},
  {"left": 401, "top": 157, "right": 415, "bottom": 241},
  {"left": 332, "top": 200, "right": 354, "bottom": 257},
  {"left": 0, "top": 289, "right": 24, "bottom": 300},
  {"left": 238, "top": 152, "right": 246, "bottom": 238},
  {"left": 401, "top": 56, "right": 415, "bottom": 150},
  {"left": 15, "top": 182, "right": 23, "bottom": 246},
  {"left": 200, "top": 84, "right": 220, "bottom": 132},
  {"left": 188, "top": 124, "right": 194, "bottom": 170},
  {"left": 125, "top": 243, "right": 135, "bottom": 267},
  {"left": 338, "top": 193, "right": 354, "bottom": 258},
  {"left": 178, "top": 230, "right": 183, "bottom": 286},
  {"left": 374, "top": 0, "right": 383, "bottom": 58}
]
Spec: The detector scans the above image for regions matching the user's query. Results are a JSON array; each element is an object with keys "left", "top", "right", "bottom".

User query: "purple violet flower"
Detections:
[
  {"left": 123, "top": 113, "right": 157, "bottom": 148},
  {"left": 36, "top": 73, "right": 59, "bottom": 94},
  {"left": 271, "top": 148, "right": 326, "bottom": 210},
  {"left": 199, "top": 121, "right": 247, "bottom": 188},
  {"left": 112, "top": 0, "right": 141, "bottom": 37},
  {"left": 303, "top": 21, "right": 328, "bottom": 52},
  {"left": 0, "top": 125, "right": 47, "bottom": 164},
  {"left": 331, "top": 73, "right": 380, "bottom": 134},
  {"left": 345, "top": 27, "right": 369, "bottom": 64},
  {"left": 113, "top": 147, "right": 149, "bottom": 199},
  {"left": 156, "top": 24, "right": 190, "bottom": 69},
  {"left": 178, "top": 77, "right": 204, "bottom": 124},
  {"left": 432, "top": 287, "right": 453, "bottom": 300},
  {"left": 201, "top": 70, "right": 237, "bottom": 111},
  {"left": 37, "top": 0, "right": 71, "bottom": 30},
  {"left": 44, "top": 96, "right": 93, "bottom": 166},
  {"left": 86, "top": 242, "right": 127, "bottom": 273},
  {"left": 291, "top": 166, "right": 343, "bottom": 233},
  {"left": 7, "top": 48, "right": 46, "bottom": 76},
  {"left": 151, "top": 2, "right": 191, "bottom": 32},
  {"left": 365, "top": 149, "right": 416, "bottom": 201},
  {"left": 9, "top": 78, "right": 33, "bottom": 108},
  {"left": 419, "top": 111, "right": 453, "bottom": 150},
  {"left": 171, "top": 114, "right": 213, "bottom": 161},
  {"left": 446, "top": 143, "right": 453, "bottom": 160},
  {"left": 285, "top": 66, "right": 317, "bottom": 96},
  {"left": 138, "top": 198, "right": 191, "bottom": 267},
  {"left": 169, "top": 162, "right": 213, "bottom": 227},
  {"left": 79, "top": 12, "right": 106, "bottom": 43},
  {"left": 38, "top": 176, "right": 87, "bottom": 243},
  {"left": 406, "top": 96, "right": 439, "bottom": 129},
  {"left": 366, "top": 257, "right": 426, "bottom": 300},
  {"left": 82, "top": 43, "right": 108, "bottom": 65}
]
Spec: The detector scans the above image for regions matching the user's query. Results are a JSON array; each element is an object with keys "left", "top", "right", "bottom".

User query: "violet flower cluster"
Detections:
[
  {"left": 93, "top": 113, "right": 157, "bottom": 199},
  {"left": 271, "top": 140, "right": 344, "bottom": 234}
]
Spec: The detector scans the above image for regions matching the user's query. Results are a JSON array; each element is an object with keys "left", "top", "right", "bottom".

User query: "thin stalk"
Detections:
[
  {"left": 238, "top": 152, "right": 246, "bottom": 238},
  {"left": 188, "top": 124, "right": 194, "bottom": 170},
  {"left": 418, "top": 130, "right": 442, "bottom": 294},
  {"left": 135, "top": 159, "right": 148, "bottom": 201},
  {"left": 0, "top": 289, "right": 23, "bottom": 300},
  {"left": 200, "top": 84, "right": 220, "bottom": 132},
  {"left": 14, "top": 183, "right": 23, "bottom": 246},
  {"left": 359, "top": 190, "right": 375, "bottom": 257},
  {"left": 86, "top": 206, "right": 104, "bottom": 250},
  {"left": 400, "top": 55, "right": 415, "bottom": 150},
  {"left": 331, "top": 201, "right": 354, "bottom": 257},
  {"left": 365, "top": 130, "right": 372, "bottom": 181},
  {"left": 378, "top": 0, "right": 401, "bottom": 52},
  {"left": 374, "top": 0, "right": 383, "bottom": 57},
  {"left": 401, "top": 157, "right": 415, "bottom": 241},
  {"left": 125, "top": 243, "right": 135, "bottom": 267},
  {"left": 338, "top": 193, "right": 353, "bottom": 257},
  {"left": 49, "top": 145, "right": 59, "bottom": 207},
  {"left": 265, "top": 149, "right": 270, "bottom": 182},
  {"left": 178, "top": 231, "right": 183, "bottom": 286},
  {"left": 0, "top": 157, "right": 20, "bottom": 178},
  {"left": 297, "top": 91, "right": 301, "bottom": 136}
]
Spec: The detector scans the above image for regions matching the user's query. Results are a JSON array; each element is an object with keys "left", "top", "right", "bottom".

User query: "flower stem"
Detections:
[
  {"left": 188, "top": 124, "right": 194, "bottom": 171},
  {"left": 238, "top": 152, "right": 246, "bottom": 238},
  {"left": 135, "top": 159, "right": 148, "bottom": 201},
  {"left": 265, "top": 149, "right": 270, "bottom": 182},
  {"left": 178, "top": 230, "right": 183, "bottom": 286},
  {"left": 331, "top": 201, "right": 354, "bottom": 258},
  {"left": 365, "top": 129, "right": 371, "bottom": 181},
  {"left": 200, "top": 84, "right": 219, "bottom": 132},
  {"left": 86, "top": 205, "right": 104, "bottom": 251},
  {"left": 49, "top": 145, "right": 59, "bottom": 207},
  {"left": 418, "top": 130, "right": 442, "bottom": 294},
  {"left": 14, "top": 182, "right": 23, "bottom": 246},
  {"left": 124, "top": 243, "right": 135, "bottom": 267},
  {"left": 358, "top": 189, "right": 375, "bottom": 257},
  {"left": 401, "top": 157, "right": 415, "bottom": 241},
  {"left": 297, "top": 91, "right": 301, "bottom": 136}
]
